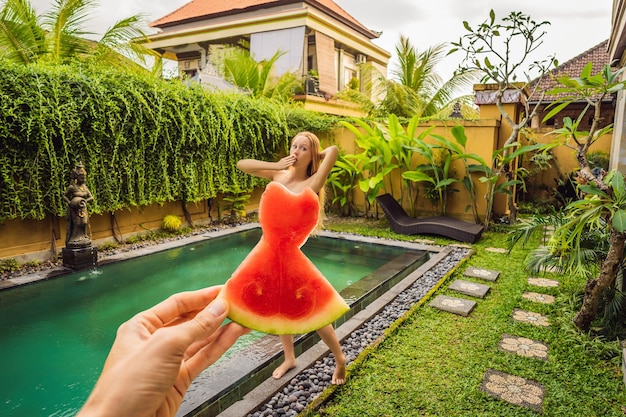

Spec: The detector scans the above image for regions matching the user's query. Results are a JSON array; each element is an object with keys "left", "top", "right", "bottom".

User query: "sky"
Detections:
[{"left": 28, "top": 0, "right": 613, "bottom": 81}]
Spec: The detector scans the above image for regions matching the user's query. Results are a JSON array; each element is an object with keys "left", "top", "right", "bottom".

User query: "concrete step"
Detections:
[
  {"left": 448, "top": 279, "right": 491, "bottom": 298},
  {"left": 429, "top": 295, "right": 477, "bottom": 316}
]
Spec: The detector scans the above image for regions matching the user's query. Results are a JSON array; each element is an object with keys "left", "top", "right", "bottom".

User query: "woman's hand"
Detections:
[
  {"left": 275, "top": 155, "right": 296, "bottom": 170},
  {"left": 76, "top": 286, "right": 249, "bottom": 417}
]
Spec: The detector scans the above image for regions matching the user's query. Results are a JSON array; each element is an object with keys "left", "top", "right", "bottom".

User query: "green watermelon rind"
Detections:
[{"left": 221, "top": 287, "right": 349, "bottom": 335}]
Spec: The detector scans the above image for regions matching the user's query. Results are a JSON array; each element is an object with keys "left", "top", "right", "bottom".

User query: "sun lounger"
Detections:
[{"left": 375, "top": 193, "right": 484, "bottom": 243}]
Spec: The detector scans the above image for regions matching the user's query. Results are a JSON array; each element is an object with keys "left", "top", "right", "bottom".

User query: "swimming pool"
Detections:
[{"left": 0, "top": 226, "right": 427, "bottom": 417}]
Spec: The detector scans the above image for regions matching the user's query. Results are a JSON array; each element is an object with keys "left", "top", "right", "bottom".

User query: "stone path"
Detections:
[
  {"left": 481, "top": 259, "right": 558, "bottom": 412},
  {"left": 428, "top": 242, "right": 559, "bottom": 413}
]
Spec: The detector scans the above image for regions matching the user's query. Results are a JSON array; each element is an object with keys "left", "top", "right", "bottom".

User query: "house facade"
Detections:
[
  {"left": 145, "top": 0, "right": 390, "bottom": 115},
  {"left": 529, "top": 40, "right": 614, "bottom": 132},
  {"left": 610, "top": 0, "right": 626, "bottom": 172}
]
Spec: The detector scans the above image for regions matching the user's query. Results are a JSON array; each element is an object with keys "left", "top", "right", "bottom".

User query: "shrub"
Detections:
[
  {"left": 161, "top": 215, "right": 182, "bottom": 232},
  {"left": 0, "top": 258, "right": 20, "bottom": 273}
]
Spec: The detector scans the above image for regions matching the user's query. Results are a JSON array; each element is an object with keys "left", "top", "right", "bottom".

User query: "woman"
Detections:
[{"left": 234, "top": 132, "right": 347, "bottom": 385}]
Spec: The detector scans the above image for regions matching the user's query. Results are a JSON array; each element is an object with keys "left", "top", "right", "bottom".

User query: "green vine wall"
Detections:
[{"left": 0, "top": 63, "right": 336, "bottom": 222}]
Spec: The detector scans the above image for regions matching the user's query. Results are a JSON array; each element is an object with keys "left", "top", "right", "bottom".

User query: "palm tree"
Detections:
[
  {"left": 376, "top": 36, "right": 479, "bottom": 118},
  {"left": 0, "top": 0, "right": 158, "bottom": 70},
  {"left": 221, "top": 46, "right": 301, "bottom": 101}
]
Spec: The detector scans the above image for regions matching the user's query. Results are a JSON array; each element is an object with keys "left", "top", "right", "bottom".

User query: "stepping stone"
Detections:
[
  {"left": 498, "top": 334, "right": 548, "bottom": 360},
  {"left": 449, "top": 243, "right": 472, "bottom": 249},
  {"left": 413, "top": 238, "right": 437, "bottom": 245},
  {"left": 449, "top": 280, "right": 490, "bottom": 298},
  {"left": 464, "top": 266, "right": 500, "bottom": 282},
  {"left": 485, "top": 247, "right": 507, "bottom": 253},
  {"left": 528, "top": 277, "right": 559, "bottom": 288},
  {"left": 522, "top": 291, "right": 555, "bottom": 304},
  {"left": 512, "top": 309, "right": 550, "bottom": 327},
  {"left": 429, "top": 295, "right": 476, "bottom": 317},
  {"left": 480, "top": 368, "right": 544, "bottom": 413}
]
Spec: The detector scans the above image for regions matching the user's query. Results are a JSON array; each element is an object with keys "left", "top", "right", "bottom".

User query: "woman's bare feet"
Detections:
[
  {"left": 272, "top": 359, "right": 296, "bottom": 379},
  {"left": 331, "top": 355, "right": 346, "bottom": 385}
]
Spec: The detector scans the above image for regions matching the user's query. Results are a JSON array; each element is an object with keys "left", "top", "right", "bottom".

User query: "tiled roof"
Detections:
[
  {"left": 529, "top": 39, "right": 612, "bottom": 102},
  {"left": 150, "top": 0, "right": 377, "bottom": 38}
]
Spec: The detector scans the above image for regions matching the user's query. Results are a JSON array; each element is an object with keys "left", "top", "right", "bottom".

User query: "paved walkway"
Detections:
[{"left": 429, "top": 244, "right": 559, "bottom": 413}]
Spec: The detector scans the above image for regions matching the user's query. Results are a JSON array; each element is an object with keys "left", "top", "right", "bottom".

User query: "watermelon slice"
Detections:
[{"left": 220, "top": 182, "right": 350, "bottom": 334}]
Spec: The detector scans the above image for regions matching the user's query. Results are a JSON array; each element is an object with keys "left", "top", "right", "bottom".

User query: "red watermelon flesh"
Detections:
[{"left": 220, "top": 182, "right": 349, "bottom": 335}]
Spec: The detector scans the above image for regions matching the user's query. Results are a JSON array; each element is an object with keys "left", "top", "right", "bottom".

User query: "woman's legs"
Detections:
[
  {"left": 272, "top": 334, "right": 297, "bottom": 379},
  {"left": 316, "top": 324, "right": 346, "bottom": 385},
  {"left": 272, "top": 326, "right": 346, "bottom": 385}
]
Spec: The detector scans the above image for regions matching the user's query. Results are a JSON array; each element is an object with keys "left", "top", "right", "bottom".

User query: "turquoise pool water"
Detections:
[{"left": 0, "top": 229, "right": 410, "bottom": 417}]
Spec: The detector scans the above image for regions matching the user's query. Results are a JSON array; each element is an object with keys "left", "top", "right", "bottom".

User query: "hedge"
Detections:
[{"left": 0, "top": 63, "right": 336, "bottom": 221}]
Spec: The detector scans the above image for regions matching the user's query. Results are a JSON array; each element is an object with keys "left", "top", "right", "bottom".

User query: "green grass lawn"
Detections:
[{"left": 307, "top": 217, "right": 626, "bottom": 416}]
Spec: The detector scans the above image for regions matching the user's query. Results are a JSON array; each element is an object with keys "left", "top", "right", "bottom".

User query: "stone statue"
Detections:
[{"left": 63, "top": 163, "right": 94, "bottom": 248}]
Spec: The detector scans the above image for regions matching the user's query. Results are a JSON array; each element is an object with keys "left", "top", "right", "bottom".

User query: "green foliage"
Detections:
[
  {"left": 376, "top": 37, "right": 479, "bottom": 118},
  {"left": 327, "top": 154, "right": 359, "bottom": 216},
  {"left": 161, "top": 214, "right": 182, "bottom": 232},
  {"left": 0, "top": 63, "right": 333, "bottom": 222},
  {"left": 222, "top": 46, "right": 301, "bottom": 102},
  {"left": 220, "top": 186, "right": 251, "bottom": 222},
  {"left": 0, "top": 0, "right": 158, "bottom": 71},
  {"left": 587, "top": 150, "right": 610, "bottom": 171},
  {"left": 0, "top": 257, "right": 20, "bottom": 273},
  {"left": 338, "top": 116, "right": 401, "bottom": 215}
]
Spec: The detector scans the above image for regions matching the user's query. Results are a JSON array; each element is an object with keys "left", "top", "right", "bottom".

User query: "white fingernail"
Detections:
[{"left": 208, "top": 298, "right": 226, "bottom": 316}]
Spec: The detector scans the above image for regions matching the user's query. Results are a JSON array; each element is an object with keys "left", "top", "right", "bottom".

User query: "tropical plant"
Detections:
[
  {"left": 338, "top": 117, "right": 399, "bottom": 217},
  {"left": 376, "top": 36, "right": 479, "bottom": 118},
  {"left": 0, "top": 0, "right": 159, "bottom": 71},
  {"left": 161, "top": 214, "right": 182, "bottom": 232},
  {"left": 327, "top": 154, "right": 359, "bottom": 217},
  {"left": 221, "top": 46, "right": 301, "bottom": 101},
  {"left": 338, "top": 115, "right": 433, "bottom": 217},
  {"left": 220, "top": 186, "right": 251, "bottom": 223},
  {"left": 430, "top": 125, "right": 489, "bottom": 223},
  {"left": 510, "top": 63, "right": 626, "bottom": 332},
  {"left": 334, "top": 36, "right": 478, "bottom": 119},
  {"left": 450, "top": 9, "right": 558, "bottom": 224},
  {"left": 402, "top": 136, "right": 459, "bottom": 216}
]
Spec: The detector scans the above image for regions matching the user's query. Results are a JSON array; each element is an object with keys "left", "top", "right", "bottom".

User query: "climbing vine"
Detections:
[{"left": 0, "top": 63, "right": 336, "bottom": 222}]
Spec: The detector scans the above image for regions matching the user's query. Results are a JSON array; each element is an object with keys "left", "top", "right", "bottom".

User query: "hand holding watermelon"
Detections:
[{"left": 76, "top": 286, "right": 249, "bottom": 417}]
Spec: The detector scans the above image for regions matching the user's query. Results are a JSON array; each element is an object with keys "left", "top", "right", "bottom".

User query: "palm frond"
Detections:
[
  {"left": 0, "top": 0, "right": 46, "bottom": 64},
  {"left": 93, "top": 14, "right": 158, "bottom": 70},
  {"left": 44, "top": 0, "right": 96, "bottom": 64}
]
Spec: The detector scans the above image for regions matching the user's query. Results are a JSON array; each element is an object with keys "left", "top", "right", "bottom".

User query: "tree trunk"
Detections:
[
  {"left": 573, "top": 229, "right": 626, "bottom": 331},
  {"left": 504, "top": 165, "right": 518, "bottom": 224},
  {"left": 182, "top": 202, "right": 194, "bottom": 227}
]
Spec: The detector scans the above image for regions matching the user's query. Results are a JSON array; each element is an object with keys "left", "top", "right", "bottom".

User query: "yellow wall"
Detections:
[
  {"left": 0, "top": 200, "right": 216, "bottom": 262},
  {"left": 525, "top": 128, "right": 612, "bottom": 196}
]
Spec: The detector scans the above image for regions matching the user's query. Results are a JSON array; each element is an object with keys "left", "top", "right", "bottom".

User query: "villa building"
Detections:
[
  {"left": 529, "top": 40, "right": 614, "bottom": 132},
  {"left": 610, "top": 0, "right": 626, "bottom": 172},
  {"left": 145, "top": 0, "right": 391, "bottom": 116}
]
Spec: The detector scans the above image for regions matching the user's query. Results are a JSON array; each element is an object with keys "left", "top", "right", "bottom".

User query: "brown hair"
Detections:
[{"left": 295, "top": 132, "right": 325, "bottom": 232}]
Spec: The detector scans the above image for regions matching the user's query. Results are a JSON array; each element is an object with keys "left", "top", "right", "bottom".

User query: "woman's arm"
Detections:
[
  {"left": 308, "top": 145, "right": 338, "bottom": 192},
  {"left": 237, "top": 156, "right": 295, "bottom": 180}
]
